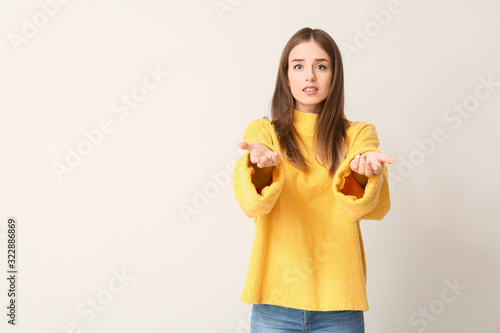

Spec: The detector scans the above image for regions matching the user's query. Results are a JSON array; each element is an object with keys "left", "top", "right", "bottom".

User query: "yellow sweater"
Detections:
[{"left": 233, "top": 109, "right": 391, "bottom": 311}]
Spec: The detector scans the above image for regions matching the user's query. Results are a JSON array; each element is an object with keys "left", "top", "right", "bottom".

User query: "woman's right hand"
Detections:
[{"left": 238, "top": 142, "right": 281, "bottom": 168}]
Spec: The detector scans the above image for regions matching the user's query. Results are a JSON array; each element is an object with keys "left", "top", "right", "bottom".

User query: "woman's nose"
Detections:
[{"left": 305, "top": 69, "right": 316, "bottom": 82}]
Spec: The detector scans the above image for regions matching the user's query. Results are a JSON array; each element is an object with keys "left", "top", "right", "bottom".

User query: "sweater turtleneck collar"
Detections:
[{"left": 293, "top": 108, "right": 317, "bottom": 135}]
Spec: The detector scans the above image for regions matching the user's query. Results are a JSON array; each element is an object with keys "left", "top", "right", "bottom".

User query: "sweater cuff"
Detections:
[
  {"left": 333, "top": 147, "right": 384, "bottom": 218},
  {"left": 257, "top": 178, "right": 274, "bottom": 195},
  {"left": 233, "top": 151, "right": 286, "bottom": 219}
]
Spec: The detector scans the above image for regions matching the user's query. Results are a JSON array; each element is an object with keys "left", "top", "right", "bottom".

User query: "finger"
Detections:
[
  {"left": 371, "top": 161, "right": 383, "bottom": 174},
  {"left": 265, "top": 152, "right": 275, "bottom": 167},
  {"left": 364, "top": 156, "right": 374, "bottom": 177},
  {"left": 376, "top": 153, "right": 396, "bottom": 164},
  {"left": 237, "top": 141, "right": 248, "bottom": 150},
  {"left": 272, "top": 151, "right": 280, "bottom": 165},
  {"left": 260, "top": 153, "right": 271, "bottom": 167},
  {"left": 258, "top": 154, "right": 271, "bottom": 168},
  {"left": 358, "top": 154, "right": 366, "bottom": 175},
  {"left": 257, "top": 151, "right": 273, "bottom": 168},
  {"left": 350, "top": 154, "right": 360, "bottom": 171},
  {"left": 242, "top": 141, "right": 262, "bottom": 152},
  {"left": 266, "top": 151, "right": 274, "bottom": 161},
  {"left": 254, "top": 156, "right": 264, "bottom": 168},
  {"left": 250, "top": 152, "right": 260, "bottom": 165},
  {"left": 267, "top": 151, "right": 278, "bottom": 167}
]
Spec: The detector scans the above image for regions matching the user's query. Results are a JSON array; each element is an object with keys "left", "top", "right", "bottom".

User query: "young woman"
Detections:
[{"left": 233, "top": 27, "right": 395, "bottom": 333}]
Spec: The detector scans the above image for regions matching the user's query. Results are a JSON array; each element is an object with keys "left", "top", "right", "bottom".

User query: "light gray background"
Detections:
[{"left": 1, "top": 0, "right": 499, "bottom": 332}]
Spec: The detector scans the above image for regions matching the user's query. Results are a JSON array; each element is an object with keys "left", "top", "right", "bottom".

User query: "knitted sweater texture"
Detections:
[{"left": 233, "top": 109, "right": 391, "bottom": 311}]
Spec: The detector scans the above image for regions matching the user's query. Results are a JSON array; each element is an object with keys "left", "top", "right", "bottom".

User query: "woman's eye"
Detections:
[{"left": 292, "top": 64, "right": 326, "bottom": 70}]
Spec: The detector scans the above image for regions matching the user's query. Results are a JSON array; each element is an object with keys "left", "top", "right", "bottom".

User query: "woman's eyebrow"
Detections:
[{"left": 290, "top": 58, "right": 330, "bottom": 63}]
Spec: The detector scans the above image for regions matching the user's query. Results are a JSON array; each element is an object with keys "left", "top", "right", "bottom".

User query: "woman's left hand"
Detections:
[{"left": 350, "top": 151, "right": 396, "bottom": 177}]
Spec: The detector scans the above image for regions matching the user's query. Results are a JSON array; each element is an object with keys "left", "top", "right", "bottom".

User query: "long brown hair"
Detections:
[{"left": 268, "top": 27, "right": 349, "bottom": 178}]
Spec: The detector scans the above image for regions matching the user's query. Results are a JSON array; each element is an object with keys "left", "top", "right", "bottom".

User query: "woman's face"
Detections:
[{"left": 287, "top": 41, "right": 333, "bottom": 114}]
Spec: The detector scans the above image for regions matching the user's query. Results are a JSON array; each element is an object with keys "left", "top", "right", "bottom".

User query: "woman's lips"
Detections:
[{"left": 303, "top": 88, "right": 318, "bottom": 95}]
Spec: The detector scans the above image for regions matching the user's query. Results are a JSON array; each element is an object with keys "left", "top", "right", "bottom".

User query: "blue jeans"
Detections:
[{"left": 250, "top": 304, "right": 364, "bottom": 333}]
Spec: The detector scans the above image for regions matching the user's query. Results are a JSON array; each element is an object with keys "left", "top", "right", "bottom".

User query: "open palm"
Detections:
[
  {"left": 238, "top": 142, "right": 281, "bottom": 168},
  {"left": 350, "top": 151, "right": 396, "bottom": 177}
]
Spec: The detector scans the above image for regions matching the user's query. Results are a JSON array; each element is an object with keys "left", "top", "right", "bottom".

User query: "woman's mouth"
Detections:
[{"left": 303, "top": 86, "right": 318, "bottom": 95}]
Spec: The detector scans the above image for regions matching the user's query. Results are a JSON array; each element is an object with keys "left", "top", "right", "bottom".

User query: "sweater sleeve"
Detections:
[
  {"left": 332, "top": 121, "right": 391, "bottom": 221},
  {"left": 233, "top": 119, "right": 286, "bottom": 219}
]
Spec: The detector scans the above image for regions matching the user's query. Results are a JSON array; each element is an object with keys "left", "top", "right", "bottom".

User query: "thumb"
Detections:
[
  {"left": 238, "top": 141, "right": 250, "bottom": 150},
  {"left": 377, "top": 153, "right": 396, "bottom": 164},
  {"left": 238, "top": 141, "right": 260, "bottom": 152}
]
